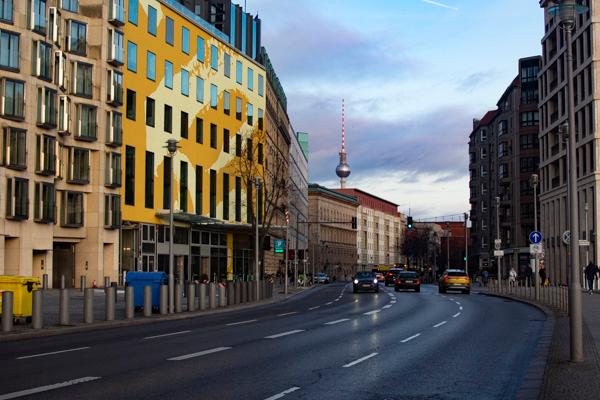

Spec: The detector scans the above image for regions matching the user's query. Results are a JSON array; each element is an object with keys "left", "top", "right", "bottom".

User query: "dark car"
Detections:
[
  {"left": 439, "top": 269, "right": 471, "bottom": 294},
  {"left": 384, "top": 268, "right": 403, "bottom": 286},
  {"left": 353, "top": 271, "right": 379, "bottom": 293},
  {"left": 395, "top": 271, "right": 421, "bottom": 292}
]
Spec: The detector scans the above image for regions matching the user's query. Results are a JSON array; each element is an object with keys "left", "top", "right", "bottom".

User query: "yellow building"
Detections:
[{"left": 121, "top": 0, "right": 266, "bottom": 283}]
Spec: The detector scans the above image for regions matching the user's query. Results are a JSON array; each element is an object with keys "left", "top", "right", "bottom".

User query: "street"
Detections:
[{"left": 0, "top": 283, "right": 545, "bottom": 399}]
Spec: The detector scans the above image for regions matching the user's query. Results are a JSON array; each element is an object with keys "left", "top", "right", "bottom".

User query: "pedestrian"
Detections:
[
  {"left": 509, "top": 267, "right": 517, "bottom": 287},
  {"left": 482, "top": 269, "right": 489, "bottom": 288},
  {"left": 525, "top": 265, "right": 533, "bottom": 287},
  {"left": 584, "top": 261, "right": 599, "bottom": 294},
  {"left": 539, "top": 267, "right": 547, "bottom": 287}
]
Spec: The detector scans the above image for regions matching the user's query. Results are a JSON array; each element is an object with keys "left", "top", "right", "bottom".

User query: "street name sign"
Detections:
[
  {"left": 274, "top": 239, "right": 285, "bottom": 254},
  {"left": 494, "top": 250, "right": 504, "bottom": 257},
  {"left": 529, "top": 231, "right": 542, "bottom": 244}
]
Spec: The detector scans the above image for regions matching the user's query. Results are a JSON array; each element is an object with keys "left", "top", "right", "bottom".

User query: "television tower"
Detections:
[{"left": 335, "top": 99, "right": 351, "bottom": 188}]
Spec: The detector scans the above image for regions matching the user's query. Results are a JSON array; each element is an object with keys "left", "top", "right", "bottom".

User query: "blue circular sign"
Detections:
[{"left": 529, "top": 231, "right": 542, "bottom": 244}]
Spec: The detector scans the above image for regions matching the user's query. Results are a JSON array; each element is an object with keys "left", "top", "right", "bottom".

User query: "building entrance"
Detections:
[{"left": 53, "top": 243, "right": 74, "bottom": 288}]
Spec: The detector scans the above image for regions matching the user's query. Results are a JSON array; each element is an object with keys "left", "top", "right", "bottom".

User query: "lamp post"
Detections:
[
  {"left": 445, "top": 223, "right": 450, "bottom": 269},
  {"left": 496, "top": 196, "right": 501, "bottom": 291},
  {"left": 464, "top": 212, "right": 468, "bottom": 275},
  {"left": 531, "top": 173, "right": 539, "bottom": 300},
  {"left": 165, "top": 139, "right": 179, "bottom": 314},
  {"left": 549, "top": 0, "right": 586, "bottom": 363},
  {"left": 254, "top": 177, "right": 261, "bottom": 300}
]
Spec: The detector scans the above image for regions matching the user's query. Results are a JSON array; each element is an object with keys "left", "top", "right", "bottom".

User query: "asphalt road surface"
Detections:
[{"left": 0, "top": 283, "right": 545, "bottom": 400}]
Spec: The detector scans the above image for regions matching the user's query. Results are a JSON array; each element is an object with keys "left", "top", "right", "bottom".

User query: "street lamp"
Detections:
[
  {"left": 464, "top": 212, "right": 468, "bottom": 276},
  {"left": 165, "top": 138, "right": 179, "bottom": 314},
  {"left": 253, "top": 177, "right": 261, "bottom": 300},
  {"left": 445, "top": 223, "right": 450, "bottom": 269},
  {"left": 531, "top": 173, "right": 539, "bottom": 301},
  {"left": 495, "top": 196, "right": 501, "bottom": 291},
  {"left": 549, "top": 0, "right": 587, "bottom": 363}
]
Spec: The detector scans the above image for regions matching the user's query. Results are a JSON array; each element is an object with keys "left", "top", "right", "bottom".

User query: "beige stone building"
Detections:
[{"left": 0, "top": 0, "right": 123, "bottom": 287}]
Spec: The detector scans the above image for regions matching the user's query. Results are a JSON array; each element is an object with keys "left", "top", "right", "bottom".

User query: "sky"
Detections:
[{"left": 246, "top": 0, "right": 544, "bottom": 219}]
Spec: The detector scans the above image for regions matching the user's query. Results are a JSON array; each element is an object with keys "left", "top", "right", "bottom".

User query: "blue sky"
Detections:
[{"left": 247, "top": 0, "right": 544, "bottom": 219}]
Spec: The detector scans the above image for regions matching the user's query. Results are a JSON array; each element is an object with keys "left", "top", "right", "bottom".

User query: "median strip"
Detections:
[
  {"left": 167, "top": 347, "right": 232, "bottom": 361},
  {"left": 0, "top": 376, "right": 101, "bottom": 400},
  {"left": 264, "top": 330, "right": 305, "bottom": 339},
  {"left": 342, "top": 352, "right": 378, "bottom": 368}
]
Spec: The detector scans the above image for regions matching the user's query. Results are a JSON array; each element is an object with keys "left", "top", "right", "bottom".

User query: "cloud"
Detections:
[
  {"left": 458, "top": 71, "right": 496, "bottom": 92},
  {"left": 420, "top": 0, "right": 459, "bottom": 11}
]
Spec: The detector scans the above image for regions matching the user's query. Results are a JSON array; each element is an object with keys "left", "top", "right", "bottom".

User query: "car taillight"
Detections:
[
  {"left": 387, "top": 273, "right": 393, "bottom": 277},
  {"left": 416, "top": 279, "right": 420, "bottom": 285},
  {"left": 444, "top": 276, "right": 450, "bottom": 281}
]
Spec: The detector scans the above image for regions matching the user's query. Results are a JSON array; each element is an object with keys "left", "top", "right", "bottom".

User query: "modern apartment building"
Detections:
[
  {"left": 538, "top": 1, "right": 596, "bottom": 285},
  {"left": 287, "top": 132, "right": 308, "bottom": 276},
  {"left": 468, "top": 56, "right": 541, "bottom": 277},
  {"left": 0, "top": 0, "right": 123, "bottom": 287}
]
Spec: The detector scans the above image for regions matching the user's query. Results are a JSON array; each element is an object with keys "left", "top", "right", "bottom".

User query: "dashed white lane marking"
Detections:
[
  {"left": 459, "top": 306, "right": 463, "bottom": 311},
  {"left": 325, "top": 302, "right": 333, "bottom": 305},
  {"left": 0, "top": 376, "right": 101, "bottom": 400},
  {"left": 455, "top": 301, "right": 461, "bottom": 305},
  {"left": 453, "top": 312, "right": 461, "bottom": 318},
  {"left": 264, "top": 329, "right": 305, "bottom": 339},
  {"left": 334, "top": 299, "right": 340, "bottom": 302},
  {"left": 277, "top": 312, "right": 297, "bottom": 317},
  {"left": 354, "top": 300, "right": 359, "bottom": 303},
  {"left": 342, "top": 352, "right": 378, "bottom": 368},
  {"left": 401, "top": 333, "right": 421, "bottom": 343},
  {"left": 168, "top": 347, "right": 232, "bottom": 361},
  {"left": 363, "top": 310, "right": 381, "bottom": 315},
  {"left": 382, "top": 304, "right": 392, "bottom": 309},
  {"left": 226, "top": 320, "right": 257, "bottom": 327},
  {"left": 390, "top": 300, "right": 397, "bottom": 304},
  {"left": 17, "top": 347, "right": 91, "bottom": 360},
  {"left": 308, "top": 306, "right": 320, "bottom": 311},
  {"left": 433, "top": 321, "right": 448, "bottom": 328},
  {"left": 144, "top": 330, "right": 192, "bottom": 340},
  {"left": 325, "top": 318, "right": 350, "bottom": 325},
  {"left": 264, "top": 387, "right": 301, "bottom": 400},
  {"left": 449, "top": 298, "right": 455, "bottom": 301}
]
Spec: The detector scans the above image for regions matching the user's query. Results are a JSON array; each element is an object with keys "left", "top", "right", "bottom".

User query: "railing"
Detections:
[{"left": 487, "top": 279, "right": 568, "bottom": 314}]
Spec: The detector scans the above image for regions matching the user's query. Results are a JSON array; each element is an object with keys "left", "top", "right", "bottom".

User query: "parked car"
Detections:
[
  {"left": 395, "top": 271, "right": 421, "bottom": 292},
  {"left": 439, "top": 269, "right": 471, "bottom": 294},
  {"left": 353, "top": 271, "right": 379, "bottom": 293},
  {"left": 315, "top": 273, "right": 330, "bottom": 284},
  {"left": 385, "top": 268, "right": 404, "bottom": 286}
]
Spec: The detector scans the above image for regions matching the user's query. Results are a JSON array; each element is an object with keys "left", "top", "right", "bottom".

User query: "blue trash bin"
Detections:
[{"left": 125, "top": 272, "right": 167, "bottom": 310}]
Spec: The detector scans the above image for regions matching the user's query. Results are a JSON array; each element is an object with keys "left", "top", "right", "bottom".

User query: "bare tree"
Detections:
[{"left": 402, "top": 226, "right": 433, "bottom": 268}]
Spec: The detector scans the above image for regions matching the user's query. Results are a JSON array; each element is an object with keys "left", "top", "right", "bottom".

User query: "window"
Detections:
[
  {"left": 235, "top": 60, "right": 242, "bottom": 84},
  {"left": 181, "top": 69, "right": 189, "bottom": 96},
  {"left": 196, "top": 77, "right": 204, "bottom": 103},
  {"left": 75, "top": 103, "right": 96, "bottom": 139},
  {"left": 235, "top": 134, "right": 241, "bottom": 156},
  {"left": 210, "top": 45, "right": 218, "bottom": 70},
  {"left": 210, "top": 123, "right": 217, "bottom": 149},
  {"left": 163, "top": 156, "right": 171, "bottom": 209},
  {"left": 105, "top": 151, "right": 121, "bottom": 187},
  {"left": 62, "top": 0, "right": 78, "bottom": 12},
  {"left": 258, "top": 143, "right": 263, "bottom": 164},
  {"left": 224, "top": 53, "right": 231, "bottom": 77},
  {"left": 210, "top": 84, "right": 218, "bottom": 109},
  {"left": 48, "top": 7, "right": 61, "bottom": 45},
  {"left": 107, "top": 70, "right": 123, "bottom": 105},
  {"left": 209, "top": 169, "right": 216, "bottom": 218},
  {"left": 196, "top": 118, "right": 203, "bottom": 144},
  {"left": 223, "top": 91, "right": 230, "bottom": 115},
  {"left": 128, "top": 0, "right": 138, "bottom": 25},
  {"left": 106, "top": 110, "right": 122, "bottom": 145},
  {"left": 30, "top": 0, "right": 47, "bottom": 34},
  {"left": 481, "top": 148, "right": 487, "bottom": 159},
  {"left": 62, "top": 191, "right": 83, "bottom": 227},
  {"left": 223, "top": 173, "right": 229, "bottom": 220},
  {"left": 2, "top": 127, "right": 26, "bottom": 169},
  {"left": 104, "top": 194, "right": 120, "bottom": 228},
  {"left": 182, "top": 26, "right": 189, "bottom": 54},
  {"left": 195, "top": 165, "right": 202, "bottom": 215},
  {"left": 0, "top": 0, "right": 13, "bottom": 22},
  {"left": 197, "top": 36, "right": 204, "bottom": 62},
  {"left": 247, "top": 138, "right": 253, "bottom": 161},
  {"left": 497, "top": 120, "right": 507, "bottom": 136},
  {"left": 34, "top": 182, "right": 54, "bottom": 223},
  {"left": 520, "top": 134, "right": 538, "bottom": 150},
  {"left": 1, "top": 79, "right": 24, "bottom": 119},
  {"left": 480, "top": 165, "right": 486, "bottom": 177},
  {"left": 258, "top": 108, "right": 263, "bottom": 130},
  {"left": 146, "top": 50, "right": 156, "bottom": 80},
  {"left": 145, "top": 97, "right": 155, "bottom": 126},
  {"left": 71, "top": 61, "right": 92, "bottom": 97},
  {"left": 520, "top": 111, "right": 539, "bottom": 127},
  {"left": 35, "top": 134, "right": 56, "bottom": 175},
  {"left": 521, "top": 87, "right": 538, "bottom": 104},
  {"left": 164, "top": 60, "right": 173, "bottom": 88},
  {"left": 125, "top": 146, "right": 135, "bottom": 205},
  {"left": 147, "top": 5, "right": 156, "bottom": 35},
  {"left": 247, "top": 103, "right": 253, "bottom": 126},
  {"left": 37, "top": 87, "right": 57, "bottom": 128},
  {"left": 480, "top": 128, "right": 487, "bottom": 141},
  {"left": 498, "top": 163, "right": 509, "bottom": 178},
  {"left": 258, "top": 74, "right": 264, "bottom": 96},
  {"left": 247, "top": 67, "right": 253, "bottom": 91},
  {"left": 521, "top": 180, "right": 533, "bottom": 196},
  {"left": 126, "top": 89, "right": 136, "bottom": 120},
  {"left": 145, "top": 151, "right": 154, "bottom": 208},
  {"left": 58, "top": 95, "right": 70, "bottom": 133},
  {"left": 520, "top": 157, "right": 538, "bottom": 173},
  {"left": 6, "top": 177, "right": 28, "bottom": 219},
  {"left": 0, "top": 29, "right": 20, "bottom": 70},
  {"left": 498, "top": 142, "right": 508, "bottom": 157},
  {"left": 164, "top": 104, "right": 172, "bottom": 133},
  {"left": 67, "top": 20, "right": 86, "bottom": 55},
  {"left": 127, "top": 41, "right": 137, "bottom": 72},
  {"left": 165, "top": 16, "right": 174, "bottom": 45},
  {"left": 236, "top": 97, "right": 242, "bottom": 120},
  {"left": 109, "top": 0, "right": 125, "bottom": 24},
  {"left": 223, "top": 129, "right": 229, "bottom": 153},
  {"left": 180, "top": 111, "right": 188, "bottom": 139},
  {"left": 54, "top": 51, "right": 67, "bottom": 90},
  {"left": 33, "top": 41, "right": 52, "bottom": 80},
  {"left": 180, "top": 161, "right": 188, "bottom": 212},
  {"left": 235, "top": 176, "right": 241, "bottom": 222},
  {"left": 521, "top": 65, "right": 539, "bottom": 83},
  {"left": 68, "top": 147, "right": 89, "bottom": 183}
]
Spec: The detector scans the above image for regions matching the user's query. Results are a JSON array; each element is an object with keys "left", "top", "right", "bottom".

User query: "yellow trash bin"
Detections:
[{"left": 0, "top": 276, "right": 41, "bottom": 319}]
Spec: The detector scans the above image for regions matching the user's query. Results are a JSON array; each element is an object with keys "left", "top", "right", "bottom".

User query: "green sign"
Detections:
[{"left": 274, "top": 239, "right": 285, "bottom": 253}]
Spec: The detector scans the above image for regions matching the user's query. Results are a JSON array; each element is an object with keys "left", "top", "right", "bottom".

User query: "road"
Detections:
[{"left": 0, "top": 283, "right": 545, "bottom": 400}]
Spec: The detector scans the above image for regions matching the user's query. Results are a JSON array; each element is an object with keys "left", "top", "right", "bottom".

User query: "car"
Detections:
[
  {"left": 353, "top": 271, "right": 379, "bottom": 293},
  {"left": 439, "top": 269, "right": 471, "bottom": 294},
  {"left": 395, "top": 271, "right": 421, "bottom": 292},
  {"left": 315, "top": 273, "right": 330, "bottom": 284},
  {"left": 384, "top": 268, "right": 404, "bottom": 286},
  {"left": 375, "top": 272, "right": 385, "bottom": 283}
]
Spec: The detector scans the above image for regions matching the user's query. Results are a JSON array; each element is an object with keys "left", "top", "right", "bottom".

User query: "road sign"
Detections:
[
  {"left": 494, "top": 250, "right": 504, "bottom": 257},
  {"left": 562, "top": 230, "right": 571, "bottom": 245},
  {"left": 274, "top": 239, "right": 285, "bottom": 254},
  {"left": 494, "top": 239, "right": 502, "bottom": 250},
  {"left": 530, "top": 244, "right": 543, "bottom": 255},
  {"left": 529, "top": 231, "right": 543, "bottom": 244}
]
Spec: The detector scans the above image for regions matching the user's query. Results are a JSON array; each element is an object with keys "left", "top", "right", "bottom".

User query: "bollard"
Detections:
[
  {"left": 209, "top": 283, "right": 217, "bottom": 309},
  {"left": 59, "top": 288, "right": 70, "bottom": 325},
  {"left": 32, "top": 290, "right": 43, "bottom": 329},
  {"left": 84, "top": 288, "right": 94, "bottom": 324},
  {"left": 80, "top": 276, "right": 86, "bottom": 292},
  {"left": 261, "top": 280, "right": 266, "bottom": 300},
  {"left": 175, "top": 283, "right": 182, "bottom": 313},
  {"left": 187, "top": 283, "right": 196, "bottom": 312},
  {"left": 61, "top": 274, "right": 66, "bottom": 290},
  {"left": 144, "top": 286, "right": 152, "bottom": 317},
  {"left": 199, "top": 284, "right": 207, "bottom": 310},
  {"left": 234, "top": 281, "right": 241, "bottom": 304},
  {"left": 219, "top": 285, "right": 226, "bottom": 307},
  {"left": 241, "top": 281, "right": 247, "bottom": 303},
  {"left": 105, "top": 286, "right": 115, "bottom": 321},
  {"left": 1, "top": 291, "right": 13, "bottom": 332},
  {"left": 125, "top": 286, "right": 134, "bottom": 319},
  {"left": 249, "top": 281, "right": 255, "bottom": 302},
  {"left": 159, "top": 285, "right": 168, "bottom": 315},
  {"left": 227, "top": 283, "right": 234, "bottom": 306},
  {"left": 104, "top": 276, "right": 110, "bottom": 288},
  {"left": 111, "top": 282, "right": 118, "bottom": 302},
  {"left": 42, "top": 274, "right": 48, "bottom": 290}
]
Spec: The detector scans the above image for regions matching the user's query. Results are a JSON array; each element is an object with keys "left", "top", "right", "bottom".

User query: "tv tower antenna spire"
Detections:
[{"left": 335, "top": 99, "right": 351, "bottom": 188}]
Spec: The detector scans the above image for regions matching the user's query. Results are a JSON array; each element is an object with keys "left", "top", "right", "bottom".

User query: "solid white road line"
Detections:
[
  {"left": 0, "top": 376, "right": 101, "bottom": 400},
  {"left": 433, "top": 321, "right": 448, "bottom": 328},
  {"left": 168, "top": 347, "right": 232, "bottom": 361},
  {"left": 342, "top": 352, "right": 378, "bottom": 368},
  {"left": 325, "top": 318, "right": 350, "bottom": 325},
  {"left": 144, "top": 330, "right": 191, "bottom": 340},
  {"left": 226, "top": 320, "right": 257, "bottom": 326},
  {"left": 308, "top": 306, "right": 320, "bottom": 310},
  {"left": 363, "top": 310, "right": 381, "bottom": 315},
  {"left": 264, "top": 386, "right": 301, "bottom": 400},
  {"left": 453, "top": 312, "right": 461, "bottom": 318},
  {"left": 16, "top": 347, "right": 90, "bottom": 360},
  {"left": 277, "top": 312, "right": 297, "bottom": 317},
  {"left": 401, "top": 333, "right": 421, "bottom": 343},
  {"left": 264, "top": 329, "right": 305, "bottom": 339}
]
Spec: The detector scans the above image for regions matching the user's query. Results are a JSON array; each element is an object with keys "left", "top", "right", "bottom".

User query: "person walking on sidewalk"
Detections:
[
  {"left": 508, "top": 267, "right": 517, "bottom": 287},
  {"left": 584, "top": 261, "right": 599, "bottom": 294}
]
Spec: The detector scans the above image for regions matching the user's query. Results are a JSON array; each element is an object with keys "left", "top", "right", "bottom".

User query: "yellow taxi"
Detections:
[{"left": 438, "top": 269, "right": 471, "bottom": 294}]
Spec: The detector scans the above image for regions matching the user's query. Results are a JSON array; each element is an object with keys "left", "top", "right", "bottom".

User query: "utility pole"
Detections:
[
  {"left": 531, "top": 174, "right": 540, "bottom": 301},
  {"left": 464, "top": 212, "right": 468, "bottom": 275},
  {"left": 254, "top": 177, "right": 261, "bottom": 300},
  {"left": 496, "top": 196, "right": 501, "bottom": 291}
]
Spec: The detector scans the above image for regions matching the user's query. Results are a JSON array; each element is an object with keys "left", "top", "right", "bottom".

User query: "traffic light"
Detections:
[
  {"left": 407, "top": 216, "right": 413, "bottom": 229},
  {"left": 351, "top": 217, "right": 357, "bottom": 229}
]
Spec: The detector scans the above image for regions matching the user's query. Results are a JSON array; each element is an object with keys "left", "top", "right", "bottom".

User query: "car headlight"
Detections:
[
  {"left": 373, "top": 279, "right": 378, "bottom": 284},
  {"left": 354, "top": 279, "right": 359, "bottom": 284}
]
